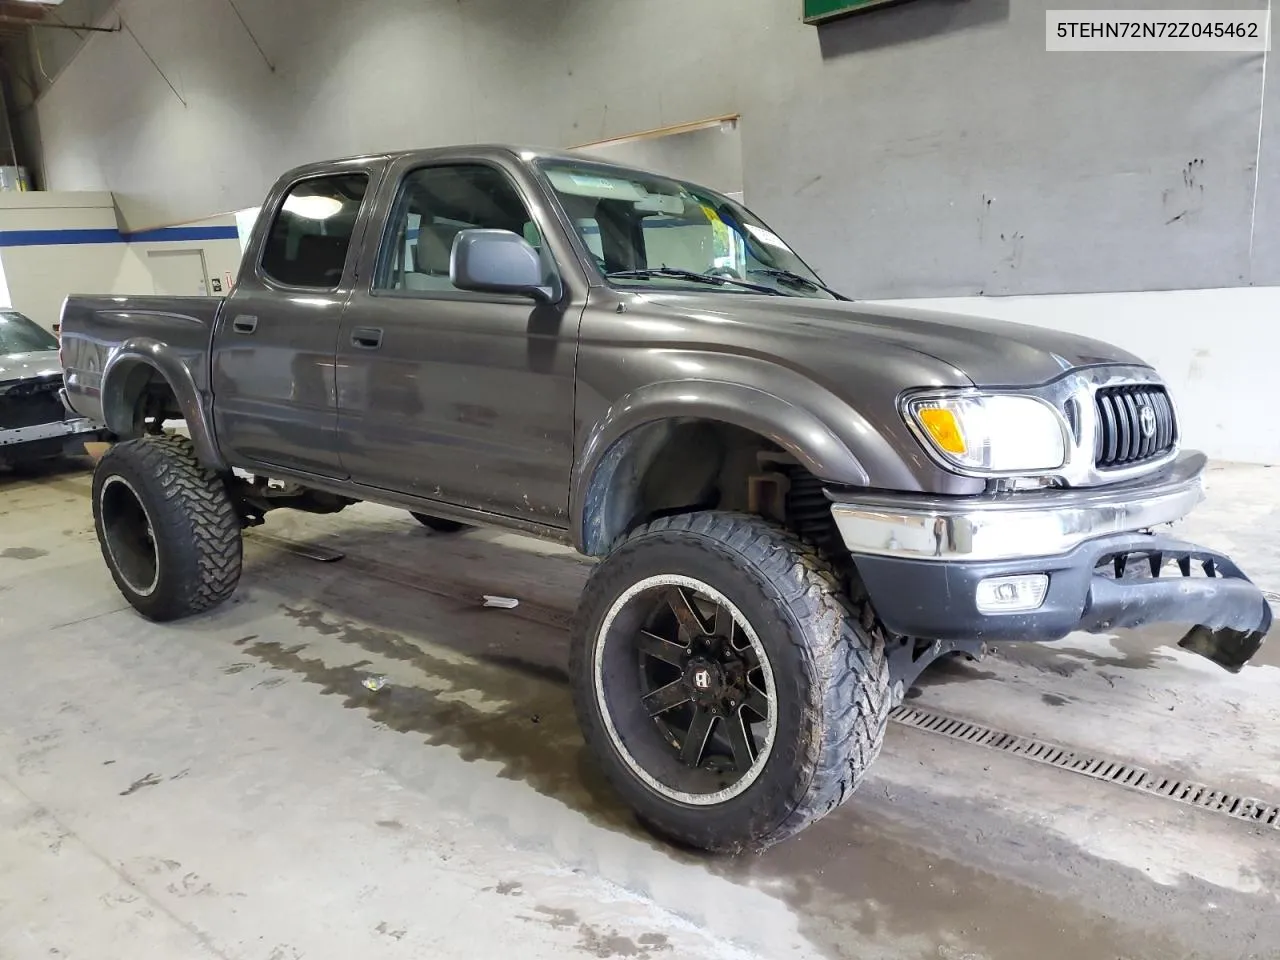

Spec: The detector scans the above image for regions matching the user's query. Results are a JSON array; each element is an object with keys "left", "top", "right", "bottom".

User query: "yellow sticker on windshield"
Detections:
[{"left": 700, "top": 204, "right": 732, "bottom": 261}]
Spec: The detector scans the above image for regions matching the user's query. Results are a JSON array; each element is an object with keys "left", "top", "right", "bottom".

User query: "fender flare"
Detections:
[
  {"left": 100, "top": 338, "right": 226, "bottom": 470},
  {"left": 570, "top": 380, "right": 875, "bottom": 554}
]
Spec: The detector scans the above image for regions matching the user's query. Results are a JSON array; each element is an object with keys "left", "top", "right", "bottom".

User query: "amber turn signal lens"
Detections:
[{"left": 917, "top": 407, "right": 967, "bottom": 455}]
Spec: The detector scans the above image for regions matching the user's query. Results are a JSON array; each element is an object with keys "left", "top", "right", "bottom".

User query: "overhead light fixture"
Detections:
[
  {"left": 283, "top": 194, "right": 343, "bottom": 220},
  {"left": 12, "top": 1, "right": 67, "bottom": 5}
]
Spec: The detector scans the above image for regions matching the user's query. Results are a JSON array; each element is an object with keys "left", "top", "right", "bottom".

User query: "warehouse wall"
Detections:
[
  {"left": 576, "top": 124, "right": 746, "bottom": 198},
  {"left": 0, "top": 191, "right": 125, "bottom": 330},
  {"left": 0, "top": 192, "right": 241, "bottom": 330},
  {"left": 17, "top": 0, "right": 1272, "bottom": 295},
  {"left": 126, "top": 214, "right": 243, "bottom": 297},
  {"left": 11, "top": 0, "right": 1280, "bottom": 462}
]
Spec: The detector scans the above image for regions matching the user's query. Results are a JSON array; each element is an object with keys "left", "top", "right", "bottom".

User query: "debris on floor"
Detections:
[
  {"left": 482, "top": 595, "right": 520, "bottom": 609},
  {"left": 362, "top": 675, "right": 390, "bottom": 692}
]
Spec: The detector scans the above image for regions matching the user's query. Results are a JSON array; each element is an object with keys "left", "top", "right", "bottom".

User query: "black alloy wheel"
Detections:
[{"left": 625, "top": 578, "right": 776, "bottom": 801}]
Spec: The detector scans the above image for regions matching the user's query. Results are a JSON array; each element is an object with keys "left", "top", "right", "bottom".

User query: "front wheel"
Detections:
[
  {"left": 570, "top": 512, "right": 891, "bottom": 852},
  {"left": 92, "top": 435, "right": 242, "bottom": 622}
]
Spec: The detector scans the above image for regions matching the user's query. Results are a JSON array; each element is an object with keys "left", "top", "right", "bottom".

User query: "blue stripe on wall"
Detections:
[
  {"left": 124, "top": 226, "right": 240, "bottom": 243},
  {"left": 0, "top": 225, "right": 240, "bottom": 247},
  {"left": 0, "top": 228, "right": 122, "bottom": 246}
]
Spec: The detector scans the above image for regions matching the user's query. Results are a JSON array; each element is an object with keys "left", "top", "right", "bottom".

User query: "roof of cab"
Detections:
[
  {"left": 275, "top": 143, "right": 676, "bottom": 186},
  {"left": 282, "top": 144, "right": 593, "bottom": 176}
]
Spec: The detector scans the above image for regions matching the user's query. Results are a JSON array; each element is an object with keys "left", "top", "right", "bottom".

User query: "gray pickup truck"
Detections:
[{"left": 60, "top": 145, "right": 1271, "bottom": 852}]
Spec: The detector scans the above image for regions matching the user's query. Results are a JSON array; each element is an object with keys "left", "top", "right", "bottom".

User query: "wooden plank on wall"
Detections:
[{"left": 802, "top": 0, "right": 905, "bottom": 25}]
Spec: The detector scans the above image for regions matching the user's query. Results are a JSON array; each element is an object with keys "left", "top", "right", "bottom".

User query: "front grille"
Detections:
[
  {"left": 1094, "top": 384, "right": 1176, "bottom": 469},
  {"left": 0, "top": 375, "right": 64, "bottom": 430}
]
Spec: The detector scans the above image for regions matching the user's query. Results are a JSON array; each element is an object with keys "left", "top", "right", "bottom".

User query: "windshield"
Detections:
[
  {"left": 0, "top": 311, "right": 57, "bottom": 355},
  {"left": 538, "top": 159, "right": 840, "bottom": 299}
]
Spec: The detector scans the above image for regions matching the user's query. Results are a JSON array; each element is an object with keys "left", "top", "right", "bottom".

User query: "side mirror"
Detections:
[{"left": 451, "top": 229, "right": 557, "bottom": 303}]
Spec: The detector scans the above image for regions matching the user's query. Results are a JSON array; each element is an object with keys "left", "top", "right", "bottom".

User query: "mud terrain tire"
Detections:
[
  {"left": 571, "top": 511, "right": 891, "bottom": 852},
  {"left": 92, "top": 435, "right": 241, "bottom": 621}
]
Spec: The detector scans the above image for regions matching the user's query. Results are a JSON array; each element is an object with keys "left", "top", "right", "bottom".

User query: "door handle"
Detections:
[
  {"left": 232, "top": 315, "right": 258, "bottom": 334},
  {"left": 351, "top": 327, "right": 383, "bottom": 349}
]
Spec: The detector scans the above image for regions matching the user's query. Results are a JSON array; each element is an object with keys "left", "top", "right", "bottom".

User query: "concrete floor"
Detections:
[{"left": 1, "top": 459, "right": 1278, "bottom": 960}]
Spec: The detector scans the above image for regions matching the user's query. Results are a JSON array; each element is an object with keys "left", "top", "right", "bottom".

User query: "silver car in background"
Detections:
[{"left": 0, "top": 310, "right": 104, "bottom": 466}]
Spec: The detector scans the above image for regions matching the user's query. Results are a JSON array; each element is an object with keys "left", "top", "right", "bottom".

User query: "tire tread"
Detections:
[
  {"left": 572, "top": 510, "right": 891, "bottom": 852},
  {"left": 93, "top": 435, "right": 241, "bottom": 620}
]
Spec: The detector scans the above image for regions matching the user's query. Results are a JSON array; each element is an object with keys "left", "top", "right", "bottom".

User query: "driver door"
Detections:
[{"left": 335, "top": 158, "right": 580, "bottom": 526}]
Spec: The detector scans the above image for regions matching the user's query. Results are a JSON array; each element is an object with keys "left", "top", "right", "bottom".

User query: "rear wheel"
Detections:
[
  {"left": 410, "top": 512, "right": 468, "bottom": 533},
  {"left": 92, "top": 435, "right": 242, "bottom": 621},
  {"left": 571, "top": 511, "right": 891, "bottom": 852}
]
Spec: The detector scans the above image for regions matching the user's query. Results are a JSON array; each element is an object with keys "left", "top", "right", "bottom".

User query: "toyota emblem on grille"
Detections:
[
  {"left": 1138, "top": 404, "right": 1157, "bottom": 439},
  {"left": 693, "top": 669, "right": 711, "bottom": 690}
]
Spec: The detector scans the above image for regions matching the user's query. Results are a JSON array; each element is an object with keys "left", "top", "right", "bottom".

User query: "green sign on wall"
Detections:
[{"left": 803, "top": 0, "right": 904, "bottom": 24}]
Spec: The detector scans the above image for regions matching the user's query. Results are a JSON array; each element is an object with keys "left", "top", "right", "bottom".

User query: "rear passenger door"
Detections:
[
  {"left": 211, "top": 166, "right": 379, "bottom": 476},
  {"left": 335, "top": 158, "right": 580, "bottom": 526}
]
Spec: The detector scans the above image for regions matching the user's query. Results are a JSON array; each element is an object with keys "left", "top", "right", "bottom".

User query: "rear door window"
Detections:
[{"left": 260, "top": 174, "right": 369, "bottom": 289}]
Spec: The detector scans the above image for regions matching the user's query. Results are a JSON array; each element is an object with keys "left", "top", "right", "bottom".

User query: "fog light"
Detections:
[{"left": 975, "top": 574, "right": 1049, "bottom": 614}]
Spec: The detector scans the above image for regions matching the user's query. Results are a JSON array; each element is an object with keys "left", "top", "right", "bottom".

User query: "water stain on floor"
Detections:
[
  {"left": 1, "top": 546, "right": 48, "bottom": 560},
  {"left": 232, "top": 599, "right": 1232, "bottom": 960},
  {"left": 241, "top": 608, "right": 637, "bottom": 840}
]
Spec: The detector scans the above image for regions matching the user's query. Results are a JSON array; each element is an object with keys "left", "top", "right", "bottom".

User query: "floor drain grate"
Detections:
[{"left": 891, "top": 705, "right": 1280, "bottom": 829}]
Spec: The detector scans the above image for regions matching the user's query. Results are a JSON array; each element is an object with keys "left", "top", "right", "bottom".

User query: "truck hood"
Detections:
[
  {"left": 645, "top": 294, "right": 1147, "bottom": 387},
  {"left": 0, "top": 350, "right": 61, "bottom": 385}
]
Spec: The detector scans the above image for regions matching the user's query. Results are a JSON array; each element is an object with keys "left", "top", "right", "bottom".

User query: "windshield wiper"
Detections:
[
  {"left": 749, "top": 268, "right": 848, "bottom": 300},
  {"left": 605, "top": 267, "right": 781, "bottom": 295}
]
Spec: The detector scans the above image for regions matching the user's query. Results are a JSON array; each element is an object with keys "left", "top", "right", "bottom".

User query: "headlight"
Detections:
[{"left": 905, "top": 393, "right": 1067, "bottom": 474}]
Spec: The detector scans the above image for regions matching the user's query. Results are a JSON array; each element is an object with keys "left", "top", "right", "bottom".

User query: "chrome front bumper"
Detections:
[{"left": 831, "top": 451, "right": 1208, "bottom": 563}]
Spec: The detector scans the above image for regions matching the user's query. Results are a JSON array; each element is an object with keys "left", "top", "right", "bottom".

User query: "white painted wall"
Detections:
[
  {"left": 130, "top": 212, "right": 243, "bottom": 295},
  {"left": 0, "top": 191, "right": 131, "bottom": 331},
  {"left": 234, "top": 207, "right": 261, "bottom": 254},
  {"left": 868, "top": 288, "right": 1280, "bottom": 465},
  {"left": 0, "top": 193, "right": 244, "bottom": 330}
]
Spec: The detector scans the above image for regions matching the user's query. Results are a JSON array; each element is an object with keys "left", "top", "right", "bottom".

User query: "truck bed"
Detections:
[{"left": 60, "top": 295, "right": 225, "bottom": 426}]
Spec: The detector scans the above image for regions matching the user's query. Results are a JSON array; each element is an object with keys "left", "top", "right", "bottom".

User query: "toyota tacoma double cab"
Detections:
[{"left": 59, "top": 145, "right": 1272, "bottom": 852}]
